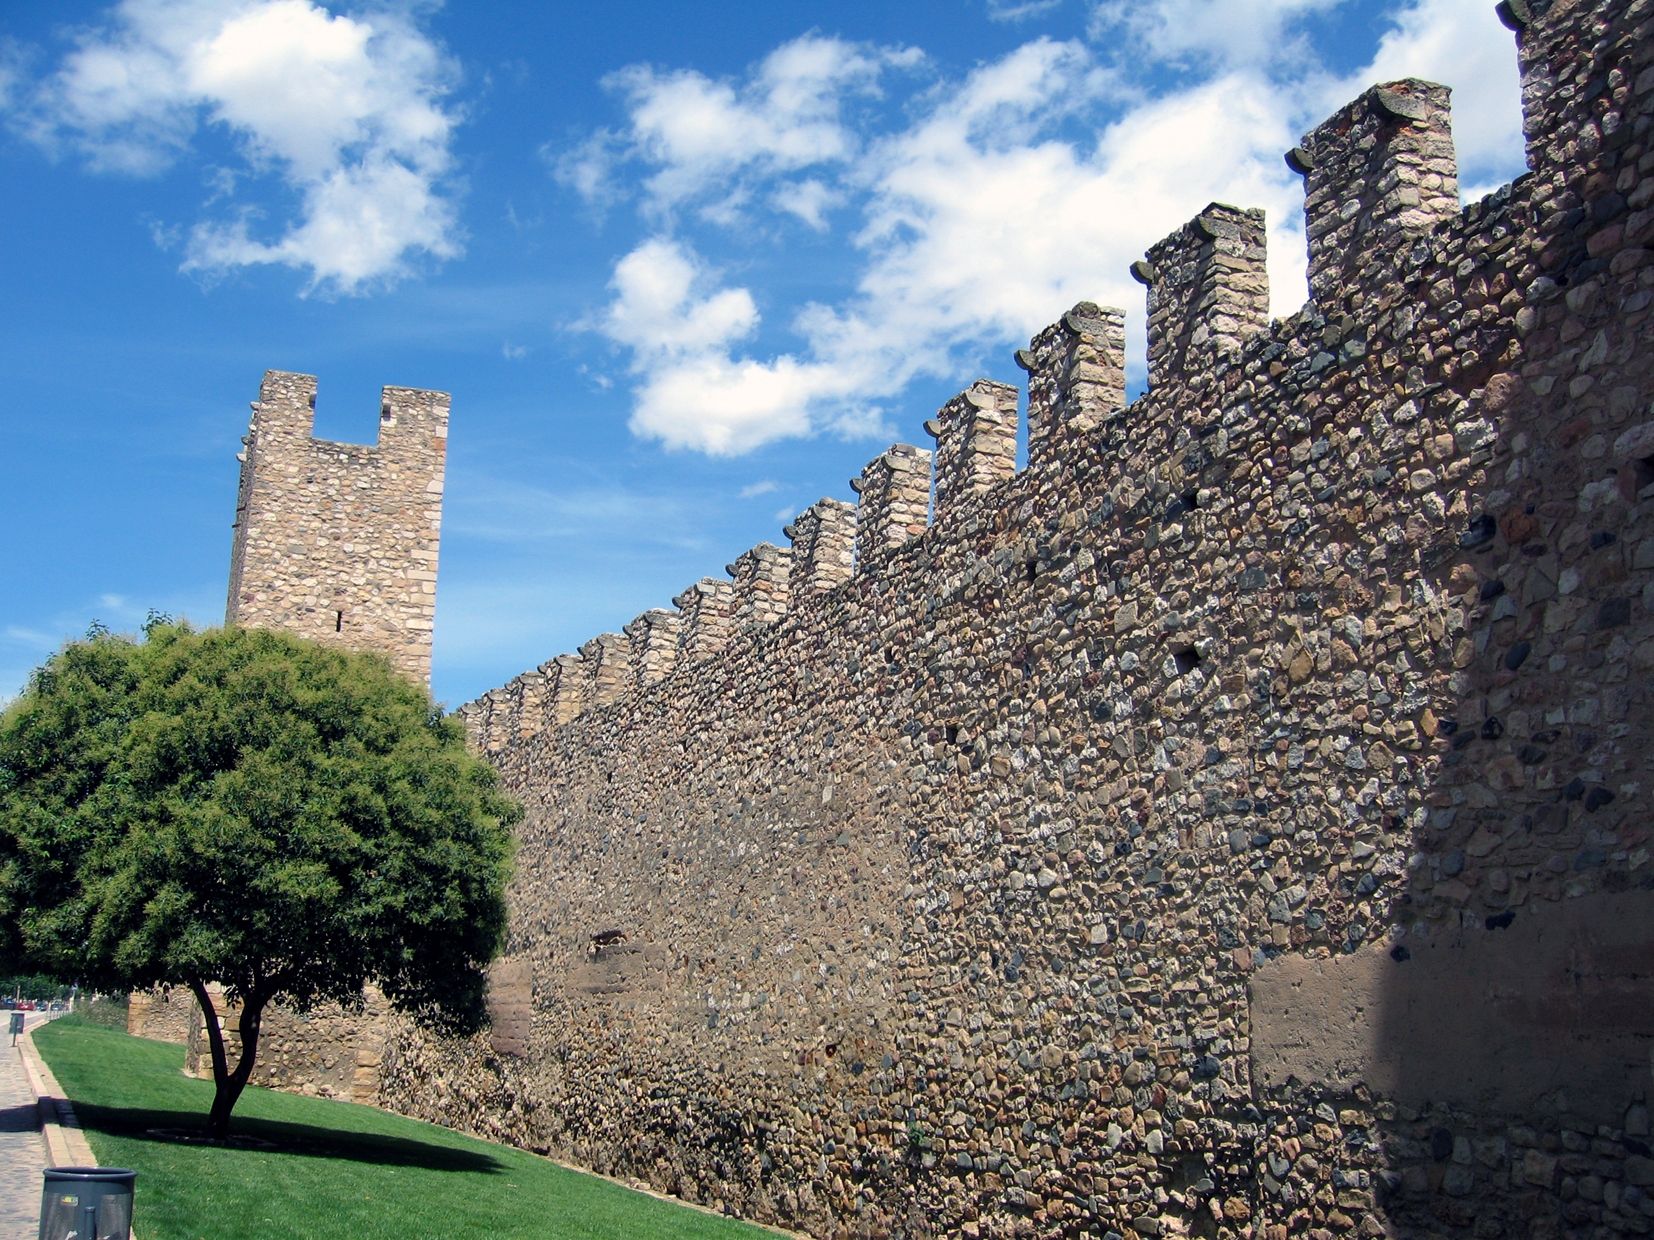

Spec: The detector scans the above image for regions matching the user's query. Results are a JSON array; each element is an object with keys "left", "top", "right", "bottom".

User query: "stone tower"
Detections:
[{"left": 226, "top": 369, "right": 448, "bottom": 684}]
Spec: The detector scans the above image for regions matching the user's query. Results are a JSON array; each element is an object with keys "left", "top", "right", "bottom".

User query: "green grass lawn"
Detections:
[{"left": 33, "top": 1018, "right": 779, "bottom": 1240}]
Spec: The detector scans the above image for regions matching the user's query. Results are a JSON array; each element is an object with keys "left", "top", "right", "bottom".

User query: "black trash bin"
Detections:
[{"left": 38, "top": 1167, "right": 135, "bottom": 1240}]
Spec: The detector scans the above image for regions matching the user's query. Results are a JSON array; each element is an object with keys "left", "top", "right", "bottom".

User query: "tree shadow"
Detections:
[
  {"left": 0, "top": 1101, "right": 39, "bottom": 1134},
  {"left": 70, "top": 1103, "right": 508, "bottom": 1174}
]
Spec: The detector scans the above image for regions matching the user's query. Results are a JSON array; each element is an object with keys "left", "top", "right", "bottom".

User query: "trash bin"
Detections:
[{"left": 38, "top": 1167, "right": 135, "bottom": 1240}]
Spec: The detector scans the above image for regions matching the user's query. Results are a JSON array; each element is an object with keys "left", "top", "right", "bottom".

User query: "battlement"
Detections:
[
  {"left": 925, "top": 379, "right": 1018, "bottom": 522},
  {"left": 852, "top": 443, "right": 932, "bottom": 570},
  {"left": 1135, "top": 203, "right": 1270, "bottom": 395},
  {"left": 226, "top": 370, "right": 447, "bottom": 683},
  {"left": 1016, "top": 302, "right": 1127, "bottom": 479},
  {"left": 728, "top": 542, "right": 791, "bottom": 628},
  {"left": 625, "top": 608, "right": 681, "bottom": 684},
  {"left": 427, "top": 4, "right": 1654, "bottom": 1237},
  {"left": 1293, "top": 79, "right": 1459, "bottom": 311},
  {"left": 673, "top": 577, "right": 734, "bottom": 660},
  {"left": 578, "top": 632, "right": 631, "bottom": 708},
  {"left": 783, "top": 498, "right": 856, "bottom": 596}
]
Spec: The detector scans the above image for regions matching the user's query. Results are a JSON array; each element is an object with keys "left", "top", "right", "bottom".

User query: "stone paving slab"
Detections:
[{"left": 0, "top": 1017, "right": 47, "bottom": 1240}]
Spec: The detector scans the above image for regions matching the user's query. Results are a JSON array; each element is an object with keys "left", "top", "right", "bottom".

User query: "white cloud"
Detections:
[
  {"left": 596, "top": 35, "right": 920, "bottom": 218},
  {"left": 988, "top": 0, "right": 1064, "bottom": 23},
  {"left": 601, "top": 237, "right": 759, "bottom": 355},
  {"left": 740, "top": 480, "right": 780, "bottom": 498},
  {"left": 0, "top": 39, "right": 26, "bottom": 112},
  {"left": 1088, "top": 0, "right": 1345, "bottom": 69},
  {"left": 21, "top": 0, "right": 461, "bottom": 294},
  {"left": 772, "top": 178, "right": 843, "bottom": 230},
  {"left": 596, "top": 237, "right": 847, "bottom": 455},
  {"left": 1332, "top": 0, "right": 1522, "bottom": 186},
  {"left": 583, "top": 2, "right": 1530, "bottom": 456}
]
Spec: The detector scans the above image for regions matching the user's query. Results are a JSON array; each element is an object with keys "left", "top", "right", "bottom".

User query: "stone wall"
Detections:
[
  {"left": 186, "top": 368, "right": 450, "bottom": 1101},
  {"left": 126, "top": 986, "right": 193, "bottom": 1044},
  {"left": 226, "top": 369, "right": 448, "bottom": 684},
  {"left": 403, "top": 2, "right": 1654, "bottom": 1239},
  {"left": 184, "top": 984, "right": 388, "bottom": 1104}
]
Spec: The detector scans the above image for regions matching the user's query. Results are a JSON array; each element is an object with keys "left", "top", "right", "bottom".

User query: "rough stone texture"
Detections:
[
  {"left": 789, "top": 500, "right": 860, "bottom": 598},
  {"left": 166, "top": 366, "right": 453, "bottom": 1105},
  {"left": 126, "top": 986, "right": 193, "bottom": 1044},
  {"left": 630, "top": 610, "right": 684, "bottom": 686},
  {"left": 733, "top": 544, "right": 794, "bottom": 630},
  {"left": 226, "top": 369, "right": 449, "bottom": 684},
  {"left": 929, "top": 381, "right": 1021, "bottom": 516},
  {"left": 1141, "top": 204, "right": 1271, "bottom": 394},
  {"left": 854, "top": 444, "right": 934, "bottom": 569},
  {"left": 392, "top": 5, "right": 1654, "bottom": 1239},
  {"left": 184, "top": 983, "right": 388, "bottom": 1104}
]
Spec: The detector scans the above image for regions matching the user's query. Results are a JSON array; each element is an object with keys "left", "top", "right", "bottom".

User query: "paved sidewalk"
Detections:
[{"left": 0, "top": 1018, "right": 46, "bottom": 1240}]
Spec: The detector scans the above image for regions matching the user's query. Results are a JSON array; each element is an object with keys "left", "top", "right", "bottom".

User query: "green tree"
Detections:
[{"left": 0, "top": 621, "right": 518, "bottom": 1140}]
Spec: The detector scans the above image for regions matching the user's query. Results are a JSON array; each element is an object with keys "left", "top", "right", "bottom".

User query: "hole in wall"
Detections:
[
  {"left": 1163, "top": 490, "right": 1199, "bottom": 524},
  {"left": 1026, "top": 560, "right": 1039, "bottom": 583},
  {"left": 945, "top": 724, "right": 960, "bottom": 746},
  {"left": 335, "top": 610, "right": 343, "bottom": 632},
  {"left": 1633, "top": 455, "right": 1654, "bottom": 497},
  {"left": 1171, "top": 646, "right": 1201, "bottom": 676}
]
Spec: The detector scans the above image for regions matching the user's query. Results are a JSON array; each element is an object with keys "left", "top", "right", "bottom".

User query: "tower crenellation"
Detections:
[
  {"left": 926, "top": 378, "right": 1019, "bottom": 524},
  {"left": 851, "top": 443, "right": 932, "bottom": 571},
  {"left": 728, "top": 542, "right": 792, "bottom": 628},
  {"left": 226, "top": 369, "right": 447, "bottom": 684}
]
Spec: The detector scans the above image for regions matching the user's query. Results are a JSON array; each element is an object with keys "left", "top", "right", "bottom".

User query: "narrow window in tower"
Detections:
[{"left": 335, "top": 611, "right": 343, "bottom": 632}]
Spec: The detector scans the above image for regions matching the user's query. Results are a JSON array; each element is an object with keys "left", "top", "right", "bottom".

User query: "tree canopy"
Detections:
[{"left": 0, "top": 620, "right": 518, "bottom": 1137}]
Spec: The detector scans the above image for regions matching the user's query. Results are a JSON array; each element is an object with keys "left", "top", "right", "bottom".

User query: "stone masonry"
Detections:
[
  {"left": 226, "top": 369, "right": 449, "bottom": 684},
  {"left": 127, "top": 368, "right": 453, "bottom": 1091},
  {"left": 325, "top": 4, "right": 1654, "bottom": 1240}
]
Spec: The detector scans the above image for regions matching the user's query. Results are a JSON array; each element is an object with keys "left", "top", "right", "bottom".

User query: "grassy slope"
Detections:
[{"left": 33, "top": 1019, "right": 776, "bottom": 1240}]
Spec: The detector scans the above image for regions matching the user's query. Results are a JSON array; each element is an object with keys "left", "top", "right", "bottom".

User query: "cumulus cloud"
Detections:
[
  {"left": 20, "top": 0, "right": 461, "bottom": 294},
  {"left": 597, "top": 237, "right": 851, "bottom": 454},
  {"left": 597, "top": 34, "right": 921, "bottom": 218},
  {"left": 577, "top": 1, "right": 1530, "bottom": 456}
]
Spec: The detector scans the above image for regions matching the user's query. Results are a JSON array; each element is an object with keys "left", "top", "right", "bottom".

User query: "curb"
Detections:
[{"left": 15, "top": 1020, "right": 97, "bottom": 1168}]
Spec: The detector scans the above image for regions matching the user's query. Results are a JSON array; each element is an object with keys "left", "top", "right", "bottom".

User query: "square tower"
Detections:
[{"left": 226, "top": 370, "right": 448, "bottom": 684}]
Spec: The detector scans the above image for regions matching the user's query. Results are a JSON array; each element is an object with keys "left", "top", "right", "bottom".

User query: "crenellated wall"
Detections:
[
  {"left": 390, "top": 3, "right": 1654, "bottom": 1239},
  {"left": 226, "top": 370, "right": 448, "bottom": 684}
]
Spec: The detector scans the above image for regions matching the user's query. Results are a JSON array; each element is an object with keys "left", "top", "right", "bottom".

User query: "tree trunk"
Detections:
[{"left": 189, "top": 979, "right": 268, "bottom": 1142}]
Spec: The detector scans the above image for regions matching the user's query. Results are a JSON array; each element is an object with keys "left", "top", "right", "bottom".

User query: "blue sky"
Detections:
[{"left": 0, "top": 0, "right": 1526, "bottom": 708}]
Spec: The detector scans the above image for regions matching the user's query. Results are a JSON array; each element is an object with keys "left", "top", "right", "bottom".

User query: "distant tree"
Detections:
[
  {"left": 0, "top": 620, "right": 518, "bottom": 1141},
  {"left": 0, "top": 974, "right": 74, "bottom": 1003}
]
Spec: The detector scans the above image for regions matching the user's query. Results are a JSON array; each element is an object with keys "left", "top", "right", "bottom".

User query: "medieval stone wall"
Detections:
[
  {"left": 126, "top": 986, "right": 193, "bottom": 1044},
  {"left": 179, "top": 368, "right": 452, "bottom": 1102},
  {"left": 389, "top": 3, "right": 1654, "bottom": 1239},
  {"left": 226, "top": 369, "right": 448, "bottom": 684},
  {"left": 182, "top": 984, "right": 388, "bottom": 1104}
]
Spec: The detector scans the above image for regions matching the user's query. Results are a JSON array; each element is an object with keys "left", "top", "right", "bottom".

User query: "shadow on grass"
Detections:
[{"left": 71, "top": 1103, "right": 508, "bottom": 1174}]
